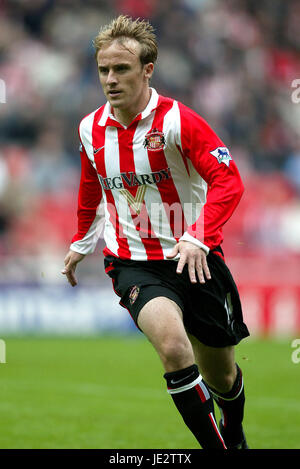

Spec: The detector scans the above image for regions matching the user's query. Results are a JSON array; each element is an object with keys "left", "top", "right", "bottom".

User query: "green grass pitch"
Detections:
[{"left": 0, "top": 336, "right": 299, "bottom": 449}]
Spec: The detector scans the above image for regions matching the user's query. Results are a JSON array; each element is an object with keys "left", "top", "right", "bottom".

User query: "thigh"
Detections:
[
  {"left": 188, "top": 333, "right": 236, "bottom": 392},
  {"left": 104, "top": 256, "right": 187, "bottom": 327},
  {"left": 138, "top": 296, "right": 195, "bottom": 372},
  {"left": 184, "top": 250, "right": 250, "bottom": 348}
]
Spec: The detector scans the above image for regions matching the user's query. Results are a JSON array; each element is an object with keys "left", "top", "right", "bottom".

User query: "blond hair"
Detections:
[{"left": 93, "top": 15, "right": 158, "bottom": 65}]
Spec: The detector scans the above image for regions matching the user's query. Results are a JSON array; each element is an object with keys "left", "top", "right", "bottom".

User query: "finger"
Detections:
[
  {"left": 64, "top": 253, "right": 71, "bottom": 266},
  {"left": 188, "top": 258, "right": 197, "bottom": 283},
  {"left": 202, "top": 256, "right": 211, "bottom": 280},
  {"left": 176, "top": 253, "right": 187, "bottom": 274},
  {"left": 196, "top": 262, "right": 205, "bottom": 284},
  {"left": 166, "top": 244, "right": 179, "bottom": 259},
  {"left": 66, "top": 270, "right": 77, "bottom": 287},
  {"left": 61, "top": 261, "right": 78, "bottom": 287}
]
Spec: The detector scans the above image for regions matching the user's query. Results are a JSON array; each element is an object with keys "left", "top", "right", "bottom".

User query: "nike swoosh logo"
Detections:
[
  {"left": 93, "top": 145, "right": 105, "bottom": 154},
  {"left": 170, "top": 372, "right": 195, "bottom": 386}
]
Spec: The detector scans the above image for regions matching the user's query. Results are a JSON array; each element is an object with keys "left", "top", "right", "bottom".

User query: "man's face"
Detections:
[{"left": 97, "top": 39, "right": 153, "bottom": 115}]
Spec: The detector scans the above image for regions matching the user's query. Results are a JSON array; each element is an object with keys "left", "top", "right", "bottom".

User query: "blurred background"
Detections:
[{"left": 0, "top": 0, "right": 300, "bottom": 336}]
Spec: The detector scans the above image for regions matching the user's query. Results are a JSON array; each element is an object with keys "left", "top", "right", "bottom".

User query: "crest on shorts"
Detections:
[
  {"left": 144, "top": 128, "right": 166, "bottom": 151},
  {"left": 210, "top": 147, "right": 232, "bottom": 167},
  {"left": 129, "top": 285, "right": 140, "bottom": 305}
]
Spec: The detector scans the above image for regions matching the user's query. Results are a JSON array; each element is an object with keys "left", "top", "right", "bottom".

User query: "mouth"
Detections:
[{"left": 107, "top": 90, "right": 122, "bottom": 98}]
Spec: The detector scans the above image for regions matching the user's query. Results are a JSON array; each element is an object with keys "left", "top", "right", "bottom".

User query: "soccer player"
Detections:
[{"left": 62, "top": 15, "right": 250, "bottom": 449}]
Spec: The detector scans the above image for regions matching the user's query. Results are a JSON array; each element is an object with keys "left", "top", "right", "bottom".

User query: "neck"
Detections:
[{"left": 113, "top": 88, "right": 151, "bottom": 127}]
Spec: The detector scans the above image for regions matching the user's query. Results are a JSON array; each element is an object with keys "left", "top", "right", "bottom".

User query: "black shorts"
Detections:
[{"left": 104, "top": 247, "right": 250, "bottom": 347}]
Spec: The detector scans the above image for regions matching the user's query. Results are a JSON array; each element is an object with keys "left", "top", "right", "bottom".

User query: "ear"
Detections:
[{"left": 144, "top": 63, "right": 154, "bottom": 80}]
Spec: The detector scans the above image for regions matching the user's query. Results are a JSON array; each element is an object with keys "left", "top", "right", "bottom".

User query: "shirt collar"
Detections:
[{"left": 98, "top": 88, "right": 159, "bottom": 128}]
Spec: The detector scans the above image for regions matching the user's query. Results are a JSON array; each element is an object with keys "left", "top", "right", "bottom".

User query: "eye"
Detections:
[
  {"left": 98, "top": 67, "right": 108, "bottom": 74},
  {"left": 115, "top": 65, "right": 130, "bottom": 73}
]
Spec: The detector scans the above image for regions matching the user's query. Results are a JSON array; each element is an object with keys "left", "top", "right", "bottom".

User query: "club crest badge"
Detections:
[
  {"left": 144, "top": 128, "right": 166, "bottom": 152},
  {"left": 210, "top": 147, "right": 232, "bottom": 167},
  {"left": 129, "top": 285, "right": 140, "bottom": 305}
]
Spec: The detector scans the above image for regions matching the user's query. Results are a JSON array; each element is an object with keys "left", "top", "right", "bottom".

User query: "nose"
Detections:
[{"left": 106, "top": 69, "right": 118, "bottom": 86}]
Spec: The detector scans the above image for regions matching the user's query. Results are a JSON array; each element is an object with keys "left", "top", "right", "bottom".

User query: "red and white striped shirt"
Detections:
[{"left": 70, "top": 88, "right": 244, "bottom": 260}]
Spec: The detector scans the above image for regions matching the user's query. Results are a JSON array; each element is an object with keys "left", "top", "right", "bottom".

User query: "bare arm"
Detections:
[{"left": 61, "top": 250, "right": 85, "bottom": 287}]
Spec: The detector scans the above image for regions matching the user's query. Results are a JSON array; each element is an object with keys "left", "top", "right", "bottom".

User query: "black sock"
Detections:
[
  {"left": 207, "top": 364, "right": 245, "bottom": 447},
  {"left": 164, "top": 364, "right": 226, "bottom": 449}
]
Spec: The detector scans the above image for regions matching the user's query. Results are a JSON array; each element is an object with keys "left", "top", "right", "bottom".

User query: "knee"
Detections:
[
  {"left": 160, "top": 336, "right": 193, "bottom": 371},
  {"left": 203, "top": 370, "right": 236, "bottom": 394}
]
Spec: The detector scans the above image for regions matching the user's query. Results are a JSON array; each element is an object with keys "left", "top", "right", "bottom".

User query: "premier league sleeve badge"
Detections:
[{"left": 210, "top": 147, "right": 232, "bottom": 167}]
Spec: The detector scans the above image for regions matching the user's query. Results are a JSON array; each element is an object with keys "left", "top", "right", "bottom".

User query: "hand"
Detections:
[
  {"left": 166, "top": 241, "right": 211, "bottom": 284},
  {"left": 61, "top": 250, "right": 85, "bottom": 287}
]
